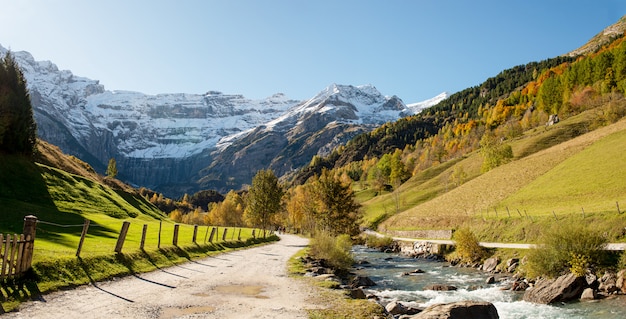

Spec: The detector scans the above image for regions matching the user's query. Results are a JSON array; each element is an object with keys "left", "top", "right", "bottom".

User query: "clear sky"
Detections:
[{"left": 0, "top": 1, "right": 624, "bottom": 104}]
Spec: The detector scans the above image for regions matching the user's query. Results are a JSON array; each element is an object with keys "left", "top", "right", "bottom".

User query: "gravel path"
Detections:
[{"left": 3, "top": 234, "right": 316, "bottom": 319}]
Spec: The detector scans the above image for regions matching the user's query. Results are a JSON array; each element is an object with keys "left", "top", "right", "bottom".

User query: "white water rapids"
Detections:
[{"left": 352, "top": 246, "right": 626, "bottom": 318}]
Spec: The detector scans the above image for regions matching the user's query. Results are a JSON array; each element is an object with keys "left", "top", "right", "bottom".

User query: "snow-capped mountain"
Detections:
[
  {"left": 197, "top": 84, "right": 414, "bottom": 191},
  {"left": 407, "top": 92, "right": 449, "bottom": 113},
  {"left": 1, "top": 44, "right": 446, "bottom": 195}
]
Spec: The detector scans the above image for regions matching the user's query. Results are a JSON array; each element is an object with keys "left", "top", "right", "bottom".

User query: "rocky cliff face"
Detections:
[
  {"left": 1, "top": 45, "right": 446, "bottom": 196},
  {"left": 198, "top": 84, "right": 412, "bottom": 191}
]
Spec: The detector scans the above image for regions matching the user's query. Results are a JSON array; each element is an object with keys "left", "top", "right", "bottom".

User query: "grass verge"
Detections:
[{"left": 287, "top": 247, "right": 386, "bottom": 319}]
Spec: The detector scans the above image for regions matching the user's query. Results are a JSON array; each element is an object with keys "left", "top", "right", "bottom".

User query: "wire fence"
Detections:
[{"left": 34, "top": 218, "right": 267, "bottom": 258}]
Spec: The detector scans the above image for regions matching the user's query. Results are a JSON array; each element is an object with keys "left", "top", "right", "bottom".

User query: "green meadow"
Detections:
[{"left": 361, "top": 111, "right": 626, "bottom": 243}]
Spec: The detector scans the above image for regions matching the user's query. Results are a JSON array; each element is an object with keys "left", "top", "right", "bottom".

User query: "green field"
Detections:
[
  {"left": 0, "top": 154, "right": 273, "bottom": 311},
  {"left": 362, "top": 111, "right": 626, "bottom": 242}
]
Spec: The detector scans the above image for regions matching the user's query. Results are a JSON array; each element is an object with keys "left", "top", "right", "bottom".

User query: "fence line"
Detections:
[
  {"left": 476, "top": 201, "right": 623, "bottom": 221},
  {"left": 35, "top": 217, "right": 264, "bottom": 256}
]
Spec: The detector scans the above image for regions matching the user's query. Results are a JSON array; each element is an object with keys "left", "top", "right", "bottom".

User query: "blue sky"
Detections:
[{"left": 0, "top": 1, "right": 624, "bottom": 103}]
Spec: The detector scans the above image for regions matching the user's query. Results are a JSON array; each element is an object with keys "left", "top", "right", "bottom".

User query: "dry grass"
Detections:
[{"left": 377, "top": 113, "right": 626, "bottom": 235}]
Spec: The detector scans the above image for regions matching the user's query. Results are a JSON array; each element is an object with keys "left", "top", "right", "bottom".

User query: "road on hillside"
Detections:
[
  {"left": 2, "top": 235, "right": 318, "bottom": 319},
  {"left": 365, "top": 230, "right": 626, "bottom": 250}
]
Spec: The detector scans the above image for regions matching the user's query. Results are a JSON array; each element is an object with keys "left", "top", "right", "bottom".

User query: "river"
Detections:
[{"left": 352, "top": 246, "right": 626, "bottom": 318}]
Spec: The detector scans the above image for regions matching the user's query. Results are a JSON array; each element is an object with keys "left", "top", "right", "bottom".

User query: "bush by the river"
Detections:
[
  {"left": 523, "top": 223, "right": 609, "bottom": 278},
  {"left": 364, "top": 234, "right": 394, "bottom": 249},
  {"left": 447, "top": 227, "right": 486, "bottom": 264},
  {"left": 309, "top": 232, "right": 354, "bottom": 271}
]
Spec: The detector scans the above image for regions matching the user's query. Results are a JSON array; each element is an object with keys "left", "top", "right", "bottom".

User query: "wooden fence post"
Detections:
[
  {"left": 140, "top": 224, "right": 148, "bottom": 250},
  {"left": 115, "top": 221, "right": 131, "bottom": 253},
  {"left": 193, "top": 225, "right": 198, "bottom": 243},
  {"left": 252, "top": 229, "right": 256, "bottom": 238},
  {"left": 209, "top": 227, "right": 216, "bottom": 243},
  {"left": 617, "top": 201, "right": 621, "bottom": 214},
  {"left": 173, "top": 224, "right": 180, "bottom": 246},
  {"left": 222, "top": 228, "right": 228, "bottom": 241},
  {"left": 158, "top": 220, "right": 162, "bottom": 248},
  {"left": 1, "top": 234, "right": 8, "bottom": 278},
  {"left": 76, "top": 219, "right": 90, "bottom": 257},
  {"left": 21, "top": 215, "right": 37, "bottom": 272},
  {"left": 204, "top": 226, "right": 210, "bottom": 243},
  {"left": 238, "top": 229, "right": 242, "bottom": 241}
]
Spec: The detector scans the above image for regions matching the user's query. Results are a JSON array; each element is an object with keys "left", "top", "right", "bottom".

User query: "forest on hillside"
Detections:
[{"left": 287, "top": 33, "right": 626, "bottom": 199}]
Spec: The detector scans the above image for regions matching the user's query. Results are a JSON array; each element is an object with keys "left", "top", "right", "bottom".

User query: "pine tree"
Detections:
[{"left": 0, "top": 51, "right": 37, "bottom": 156}]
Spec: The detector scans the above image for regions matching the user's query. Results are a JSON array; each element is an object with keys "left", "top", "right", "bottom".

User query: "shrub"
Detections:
[
  {"left": 449, "top": 227, "right": 485, "bottom": 264},
  {"left": 523, "top": 223, "right": 608, "bottom": 279},
  {"left": 364, "top": 234, "right": 394, "bottom": 249},
  {"left": 309, "top": 232, "right": 354, "bottom": 271}
]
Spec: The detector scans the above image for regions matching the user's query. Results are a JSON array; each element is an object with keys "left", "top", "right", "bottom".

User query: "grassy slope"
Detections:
[
  {"left": 368, "top": 112, "right": 626, "bottom": 242},
  {"left": 1, "top": 142, "right": 272, "bottom": 311}
]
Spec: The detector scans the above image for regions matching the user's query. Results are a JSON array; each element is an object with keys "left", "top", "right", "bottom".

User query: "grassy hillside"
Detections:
[
  {"left": 367, "top": 111, "right": 626, "bottom": 242},
  {"left": 1, "top": 142, "right": 273, "bottom": 312}
]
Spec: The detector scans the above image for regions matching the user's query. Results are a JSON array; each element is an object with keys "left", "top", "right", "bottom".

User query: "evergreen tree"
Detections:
[
  {"left": 244, "top": 169, "right": 284, "bottom": 233},
  {"left": 106, "top": 158, "right": 118, "bottom": 178},
  {"left": 0, "top": 51, "right": 37, "bottom": 156}
]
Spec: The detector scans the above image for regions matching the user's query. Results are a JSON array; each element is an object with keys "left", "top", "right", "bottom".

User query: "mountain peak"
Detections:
[
  {"left": 407, "top": 92, "right": 449, "bottom": 113},
  {"left": 567, "top": 14, "right": 626, "bottom": 57}
]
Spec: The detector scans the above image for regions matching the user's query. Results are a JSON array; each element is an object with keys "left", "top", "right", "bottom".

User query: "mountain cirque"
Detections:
[{"left": 1, "top": 44, "right": 446, "bottom": 196}]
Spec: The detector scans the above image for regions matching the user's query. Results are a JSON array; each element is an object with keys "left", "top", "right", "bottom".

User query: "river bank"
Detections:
[{"left": 352, "top": 245, "right": 626, "bottom": 319}]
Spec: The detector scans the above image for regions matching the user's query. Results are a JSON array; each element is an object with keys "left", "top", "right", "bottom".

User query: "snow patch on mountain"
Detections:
[{"left": 407, "top": 91, "right": 449, "bottom": 113}]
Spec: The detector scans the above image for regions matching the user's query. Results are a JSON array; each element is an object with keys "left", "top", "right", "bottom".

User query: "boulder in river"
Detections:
[
  {"left": 385, "top": 301, "right": 422, "bottom": 316},
  {"left": 580, "top": 288, "right": 597, "bottom": 300},
  {"left": 350, "top": 275, "right": 376, "bottom": 288},
  {"left": 410, "top": 301, "right": 499, "bottom": 319},
  {"left": 598, "top": 271, "right": 619, "bottom": 294},
  {"left": 424, "top": 284, "right": 458, "bottom": 291},
  {"left": 349, "top": 288, "right": 367, "bottom": 299},
  {"left": 482, "top": 257, "right": 499, "bottom": 273},
  {"left": 523, "top": 273, "right": 587, "bottom": 304}
]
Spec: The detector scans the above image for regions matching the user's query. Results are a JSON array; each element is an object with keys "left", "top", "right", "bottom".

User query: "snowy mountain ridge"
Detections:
[{"left": 1, "top": 44, "right": 447, "bottom": 194}]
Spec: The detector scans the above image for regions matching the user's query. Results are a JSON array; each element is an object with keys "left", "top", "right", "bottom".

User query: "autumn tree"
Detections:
[
  {"left": 312, "top": 169, "right": 361, "bottom": 236},
  {"left": 479, "top": 132, "right": 513, "bottom": 172},
  {"left": 389, "top": 149, "right": 409, "bottom": 187},
  {"left": 284, "top": 184, "right": 318, "bottom": 235},
  {"left": 244, "top": 169, "right": 284, "bottom": 232},
  {"left": 209, "top": 190, "right": 244, "bottom": 226},
  {"left": 0, "top": 51, "right": 37, "bottom": 156},
  {"left": 105, "top": 158, "right": 118, "bottom": 178}
]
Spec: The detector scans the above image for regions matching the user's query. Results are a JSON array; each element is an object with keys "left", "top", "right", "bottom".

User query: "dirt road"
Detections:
[{"left": 3, "top": 234, "right": 316, "bottom": 319}]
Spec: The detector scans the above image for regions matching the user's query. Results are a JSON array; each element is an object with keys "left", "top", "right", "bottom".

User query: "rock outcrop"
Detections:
[
  {"left": 523, "top": 273, "right": 587, "bottom": 304},
  {"left": 410, "top": 301, "right": 499, "bottom": 319}
]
